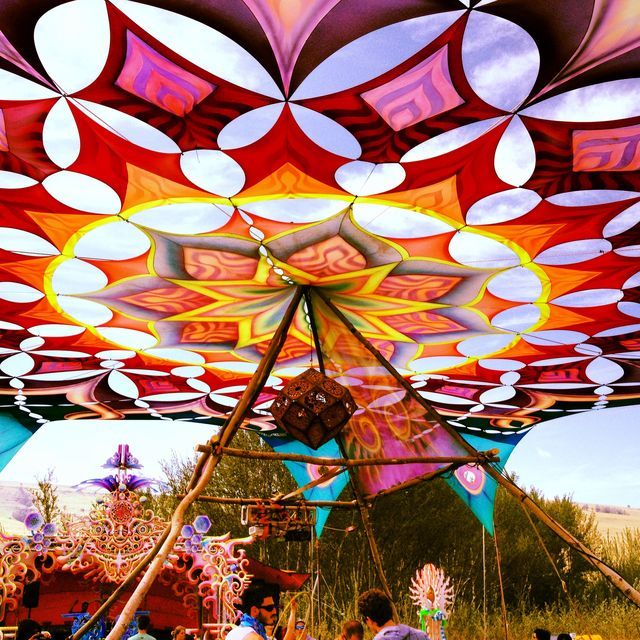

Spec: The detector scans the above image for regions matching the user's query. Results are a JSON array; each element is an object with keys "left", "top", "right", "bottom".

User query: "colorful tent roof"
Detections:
[{"left": 1, "top": 0, "right": 639, "bottom": 530}]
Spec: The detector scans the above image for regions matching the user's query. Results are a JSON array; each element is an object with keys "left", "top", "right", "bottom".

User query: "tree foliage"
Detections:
[{"left": 28, "top": 468, "right": 62, "bottom": 525}]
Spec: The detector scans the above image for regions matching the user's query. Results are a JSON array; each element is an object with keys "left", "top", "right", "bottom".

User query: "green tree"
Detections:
[{"left": 28, "top": 468, "right": 62, "bottom": 525}]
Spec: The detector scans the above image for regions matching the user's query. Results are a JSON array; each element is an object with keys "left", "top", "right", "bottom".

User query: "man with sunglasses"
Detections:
[{"left": 227, "top": 583, "right": 279, "bottom": 640}]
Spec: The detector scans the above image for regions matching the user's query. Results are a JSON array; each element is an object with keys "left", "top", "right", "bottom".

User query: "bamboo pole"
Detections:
[
  {"left": 191, "top": 495, "right": 358, "bottom": 508},
  {"left": 197, "top": 445, "right": 499, "bottom": 466},
  {"left": 493, "top": 525, "right": 509, "bottom": 640},
  {"left": 102, "top": 286, "right": 305, "bottom": 640},
  {"left": 314, "top": 288, "right": 640, "bottom": 608}
]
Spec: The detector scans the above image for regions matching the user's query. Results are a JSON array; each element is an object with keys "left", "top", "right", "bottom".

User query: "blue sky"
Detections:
[{"left": 0, "top": 406, "right": 637, "bottom": 509}]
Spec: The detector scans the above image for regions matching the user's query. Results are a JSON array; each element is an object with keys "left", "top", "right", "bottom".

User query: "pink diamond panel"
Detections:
[
  {"left": 572, "top": 123, "right": 640, "bottom": 172},
  {"left": 115, "top": 31, "right": 216, "bottom": 117},
  {"left": 361, "top": 45, "right": 464, "bottom": 132}
]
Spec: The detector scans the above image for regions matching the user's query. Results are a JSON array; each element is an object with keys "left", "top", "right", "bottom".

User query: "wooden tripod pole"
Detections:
[
  {"left": 102, "top": 286, "right": 304, "bottom": 640},
  {"left": 314, "top": 288, "right": 640, "bottom": 608},
  {"left": 304, "top": 290, "right": 397, "bottom": 618}
]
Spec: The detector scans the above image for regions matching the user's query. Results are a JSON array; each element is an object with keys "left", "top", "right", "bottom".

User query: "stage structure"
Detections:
[{"left": 0, "top": 446, "right": 308, "bottom": 639}]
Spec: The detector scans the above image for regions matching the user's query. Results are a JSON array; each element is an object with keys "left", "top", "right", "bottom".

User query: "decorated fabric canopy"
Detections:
[{"left": 1, "top": 0, "right": 640, "bottom": 535}]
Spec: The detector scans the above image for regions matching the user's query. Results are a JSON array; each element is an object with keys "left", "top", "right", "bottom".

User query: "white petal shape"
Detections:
[
  {"left": 210, "top": 361, "right": 258, "bottom": 373},
  {"left": 0, "top": 321, "right": 23, "bottom": 330},
  {"left": 536, "top": 239, "right": 611, "bottom": 265},
  {"left": 111, "top": 0, "right": 282, "bottom": 98},
  {"left": 35, "top": 0, "right": 109, "bottom": 94},
  {"left": 457, "top": 334, "right": 515, "bottom": 357},
  {"left": 409, "top": 356, "right": 468, "bottom": 373},
  {"left": 74, "top": 221, "right": 150, "bottom": 260},
  {"left": 529, "top": 356, "right": 589, "bottom": 367},
  {"left": 180, "top": 150, "right": 245, "bottom": 196},
  {"left": 352, "top": 203, "right": 454, "bottom": 238},
  {"left": 603, "top": 201, "right": 640, "bottom": 238},
  {"left": 615, "top": 245, "right": 640, "bottom": 258},
  {"left": 292, "top": 12, "right": 463, "bottom": 100},
  {"left": 0, "top": 69, "right": 58, "bottom": 100},
  {"left": 100, "top": 360, "right": 125, "bottom": 370},
  {"left": 24, "top": 369, "right": 101, "bottom": 382},
  {"left": 619, "top": 301, "right": 640, "bottom": 318},
  {"left": 144, "top": 348, "right": 205, "bottom": 364},
  {"left": 595, "top": 385, "right": 613, "bottom": 395},
  {"left": 479, "top": 386, "right": 516, "bottom": 404},
  {"left": 0, "top": 352, "right": 34, "bottom": 377},
  {"left": 595, "top": 323, "right": 640, "bottom": 337},
  {"left": 335, "top": 161, "right": 405, "bottom": 196},
  {"left": 449, "top": 231, "right": 519, "bottom": 268},
  {"left": 522, "top": 79, "right": 640, "bottom": 121},
  {"left": 171, "top": 365, "right": 206, "bottom": 378},
  {"left": 97, "top": 350, "right": 136, "bottom": 360},
  {"left": 107, "top": 370, "right": 139, "bottom": 399},
  {"left": 37, "top": 350, "right": 90, "bottom": 358},
  {"left": 20, "top": 337, "right": 45, "bottom": 352},
  {"left": 466, "top": 188, "right": 540, "bottom": 225},
  {"left": 418, "top": 390, "right": 476, "bottom": 405},
  {"left": 624, "top": 273, "right": 640, "bottom": 291},
  {"left": 575, "top": 343, "right": 602, "bottom": 356},
  {"left": 218, "top": 103, "right": 285, "bottom": 149},
  {"left": 142, "top": 392, "right": 204, "bottom": 402},
  {"left": 478, "top": 358, "right": 526, "bottom": 371},
  {"left": 491, "top": 304, "right": 540, "bottom": 332},
  {"left": 42, "top": 98, "right": 80, "bottom": 168},
  {"left": 585, "top": 358, "right": 624, "bottom": 385},
  {"left": 130, "top": 202, "right": 233, "bottom": 234},
  {"left": 187, "top": 378, "right": 210, "bottom": 393},
  {"left": 0, "top": 282, "right": 44, "bottom": 303},
  {"left": 57, "top": 296, "right": 113, "bottom": 326},
  {"left": 523, "top": 330, "right": 589, "bottom": 346},
  {"left": 494, "top": 116, "right": 535, "bottom": 186},
  {"left": 123, "top": 368, "right": 167, "bottom": 376},
  {"left": 462, "top": 12, "right": 538, "bottom": 111},
  {"left": 402, "top": 118, "right": 503, "bottom": 162},
  {"left": 552, "top": 289, "right": 623, "bottom": 308},
  {"left": 0, "top": 228, "right": 58, "bottom": 257},
  {"left": 500, "top": 371, "right": 520, "bottom": 385},
  {"left": 547, "top": 190, "right": 637, "bottom": 206},
  {"left": 242, "top": 198, "right": 347, "bottom": 223},
  {"left": 289, "top": 103, "right": 361, "bottom": 159},
  {"left": 0, "top": 171, "right": 38, "bottom": 189},
  {"left": 76, "top": 100, "right": 181, "bottom": 153},
  {"left": 29, "top": 324, "right": 85, "bottom": 337},
  {"left": 487, "top": 267, "right": 542, "bottom": 302},
  {"left": 43, "top": 171, "right": 121, "bottom": 214},
  {"left": 97, "top": 328, "right": 157, "bottom": 350},
  {"left": 52, "top": 259, "right": 107, "bottom": 294}
]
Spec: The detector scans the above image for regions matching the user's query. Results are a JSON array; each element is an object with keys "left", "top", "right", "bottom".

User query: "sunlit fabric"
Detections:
[{"left": 1, "top": 0, "right": 640, "bottom": 530}]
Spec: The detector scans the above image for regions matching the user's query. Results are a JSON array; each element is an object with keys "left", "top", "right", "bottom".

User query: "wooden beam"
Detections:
[
  {"left": 191, "top": 495, "right": 358, "bottom": 508},
  {"left": 197, "top": 445, "right": 499, "bottom": 466},
  {"left": 303, "top": 286, "right": 325, "bottom": 375},
  {"left": 314, "top": 288, "right": 640, "bottom": 608},
  {"left": 103, "top": 286, "right": 305, "bottom": 640}
]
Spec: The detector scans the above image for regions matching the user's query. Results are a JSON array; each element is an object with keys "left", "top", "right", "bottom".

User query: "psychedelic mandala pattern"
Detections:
[{"left": 1, "top": 0, "right": 640, "bottom": 527}]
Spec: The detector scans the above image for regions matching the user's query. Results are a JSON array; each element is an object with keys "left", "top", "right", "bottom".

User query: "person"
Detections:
[
  {"left": 16, "top": 621, "right": 50, "bottom": 640},
  {"left": 293, "top": 620, "right": 316, "bottom": 640},
  {"left": 556, "top": 634, "right": 572, "bottom": 640},
  {"left": 336, "top": 620, "right": 363, "bottom": 640},
  {"left": 172, "top": 627, "right": 187, "bottom": 640},
  {"left": 532, "top": 630, "right": 551, "bottom": 640},
  {"left": 226, "top": 583, "right": 279, "bottom": 640},
  {"left": 357, "top": 589, "right": 430, "bottom": 640},
  {"left": 129, "top": 615, "right": 156, "bottom": 640}
]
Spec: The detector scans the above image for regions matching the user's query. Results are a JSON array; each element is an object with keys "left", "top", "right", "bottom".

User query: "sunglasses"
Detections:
[
  {"left": 259, "top": 604, "right": 277, "bottom": 612},
  {"left": 295, "top": 626, "right": 305, "bottom": 630}
]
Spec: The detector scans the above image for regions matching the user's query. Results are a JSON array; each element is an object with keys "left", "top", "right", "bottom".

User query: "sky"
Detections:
[{"left": 0, "top": 405, "right": 638, "bottom": 509}]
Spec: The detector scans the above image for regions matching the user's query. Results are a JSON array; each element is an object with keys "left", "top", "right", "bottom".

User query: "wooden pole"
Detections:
[
  {"left": 102, "top": 286, "right": 305, "bottom": 640},
  {"left": 191, "top": 495, "right": 358, "bottom": 508},
  {"left": 197, "top": 445, "right": 499, "bottom": 466},
  {"left": 314, "top": 288, "right": 640, "bottom": 608},
  {"left": 493, "top": 525, "right": 509, "bottom": 640}
]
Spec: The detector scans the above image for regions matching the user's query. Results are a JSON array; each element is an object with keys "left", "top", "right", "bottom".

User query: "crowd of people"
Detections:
[{"left": 12, "top": 588, "right": 578, "bottom": 640}]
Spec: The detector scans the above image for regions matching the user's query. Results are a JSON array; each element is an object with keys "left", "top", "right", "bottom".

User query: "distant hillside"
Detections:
[{"left": 581, "top": 503, "right": 640, "bottom": 536}]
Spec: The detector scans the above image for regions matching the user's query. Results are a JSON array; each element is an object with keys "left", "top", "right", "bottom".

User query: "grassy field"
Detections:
[{"left": 588, "top": 505, "right": 640, "bottom": 535}]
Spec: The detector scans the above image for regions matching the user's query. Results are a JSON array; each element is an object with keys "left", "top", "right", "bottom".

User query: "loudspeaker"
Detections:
[{"left": 23, "top": 581, "right": 41, "bottom": 608}]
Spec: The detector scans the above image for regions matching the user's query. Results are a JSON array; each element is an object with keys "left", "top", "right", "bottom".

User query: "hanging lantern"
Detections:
[{"left": 269, "top": 368, "right": 357, "bottom": 449}]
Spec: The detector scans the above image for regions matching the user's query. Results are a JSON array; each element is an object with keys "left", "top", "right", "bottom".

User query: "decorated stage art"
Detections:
[
  {"left": 0, "top": 445, "right": 306, "bottom": 639},
  {"left": 410, "top": 563, "right": 454, "bottom": 640}
]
